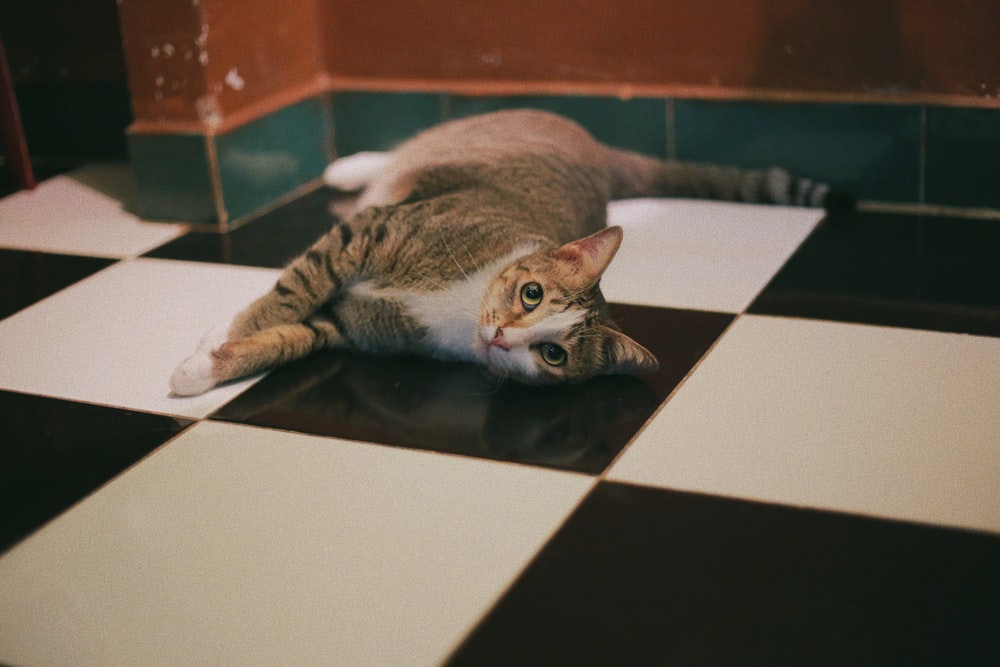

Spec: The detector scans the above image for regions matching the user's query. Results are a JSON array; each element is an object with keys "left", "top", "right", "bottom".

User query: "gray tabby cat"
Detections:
[{"left": 171, "top": 108, "right": 843, "bottom": 396}]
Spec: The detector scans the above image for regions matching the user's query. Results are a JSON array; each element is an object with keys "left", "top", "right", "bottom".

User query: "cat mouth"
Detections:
[
  {"left": 475, "top": 333, "right": 502, "bottom": 361},
  {"left": 475, "top": 328, "right": 514, "bottom": 366}
]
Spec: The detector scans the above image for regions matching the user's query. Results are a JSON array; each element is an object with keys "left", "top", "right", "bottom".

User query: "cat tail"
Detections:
[{"left": 607, "top": 148, "right": 855, "bottom": 213}]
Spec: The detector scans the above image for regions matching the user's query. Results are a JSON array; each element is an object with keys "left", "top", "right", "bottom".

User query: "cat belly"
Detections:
[
  {"left": 344, "top": 281, "right": 482, "bottom": 363},
  {"left": 343, "top": 245, "right": 534, "bottom": 364}
]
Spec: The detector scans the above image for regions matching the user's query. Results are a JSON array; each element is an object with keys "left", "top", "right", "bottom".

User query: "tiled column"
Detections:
[{"left": 119, "top": 0, "right": 332, "bottom": 229}]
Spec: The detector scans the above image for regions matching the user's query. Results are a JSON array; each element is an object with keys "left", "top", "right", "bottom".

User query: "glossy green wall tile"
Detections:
[
  {"left": 449, "top": 95, "right": 668, "bottom": 157},
  {"left": 126, "top": 90, "right": 998, "bottom": 227},
  {"left": 674, "top": 101, "right": 922, "bottom": 202},
  {"left": 215, "top": 97, "right": 332, "bottom": 222},
  {"left": 331, "top": 92, "right": 445, "bottom": 155},
  {"left": 925, "top": 107, "right": 1000, "bottom": 208},
  {"left": 129, "top": 97, "right": 331, "bottom": 226},
  {"left": 128, "top": 132, "right": 218, "bottom": 223}
]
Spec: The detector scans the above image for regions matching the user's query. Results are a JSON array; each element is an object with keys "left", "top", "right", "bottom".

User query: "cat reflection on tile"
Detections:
[{"left": 213, "top": 348, "right": 659, "bottom": 474}]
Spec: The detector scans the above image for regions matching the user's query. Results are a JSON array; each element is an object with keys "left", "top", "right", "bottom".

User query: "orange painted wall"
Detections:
[
  {"left": 120, "top": 0, "right": 1000, "bottom": 131},
  {"left": 319, "top": 0, "right": 1000, "bottom": 103},
  {"left": 119, "top": 0, "right": 326, "bottom": 132}
]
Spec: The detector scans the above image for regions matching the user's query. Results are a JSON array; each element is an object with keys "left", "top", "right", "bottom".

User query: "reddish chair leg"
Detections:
[{"left": 0, "top": 36, "right": 35, "bottom": 191}]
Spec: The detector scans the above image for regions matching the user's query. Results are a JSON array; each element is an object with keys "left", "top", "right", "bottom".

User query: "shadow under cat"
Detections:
[{"left": 211, "top": 304, "right": 732, "bottom": 474}]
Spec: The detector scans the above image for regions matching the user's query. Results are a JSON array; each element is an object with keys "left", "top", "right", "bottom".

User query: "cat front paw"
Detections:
[
  {"left": 169, "top": 350, "right": 217, "bottom": 396},
  {"left": 198, "top": 321, "right": 232, "bottom": 352}
]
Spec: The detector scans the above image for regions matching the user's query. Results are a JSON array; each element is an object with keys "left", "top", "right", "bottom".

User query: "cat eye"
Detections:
[
  {"left": 520, "top": 282, "right": 543, "bottom": 310},
  {"left": 539, "top": 343, "right": 567, "bottom": 367}
]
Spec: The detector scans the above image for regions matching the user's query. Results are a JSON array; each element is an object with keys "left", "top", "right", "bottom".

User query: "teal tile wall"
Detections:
[
  {"left": 673, "top": 101, "right": 922, "bottom": 202},
  {"left": 128, "top": 132, "right": 219, "bottom": 224},
  {"left": 327, "top": 92, "right": 667, "bottom": 157},
  {"left": 127, "top": 90, "right": 1000, "bottom": 225},
  {"left": 331, "top": 92, "right": 445, "bottom": 156},
  {"left": 925, "top": 107, "right": 1000, "bottom": 209},
  {"left": 128, "top": 96, "right": 332, "bottom": 226},
  {"left": 215, "top": 97, "right": 332, "bottom": 221},
  {"left": 449, "top": 95, "right": 668, "bottom": 157}
]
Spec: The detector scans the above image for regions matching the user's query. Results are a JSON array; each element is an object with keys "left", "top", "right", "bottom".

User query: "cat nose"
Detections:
[{"left": 491, "top": 327, "right": 511, "bottom": 350}]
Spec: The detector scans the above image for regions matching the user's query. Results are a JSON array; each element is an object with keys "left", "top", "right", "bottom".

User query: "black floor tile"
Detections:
[
  {"left": 211, "top": 305, "right": 732, "bottom": 474},
  {"left": 0, "top": 391, "right": 194, "bottom": 554},
  {"left": 0, "top": 249, "right": 116, "bottom": 320},
  {"left": 449, "top": 482, "right": 1000, "bottom": 666},
  {"left": 751, "top": 211, "right": 1000, "bottom": 337},
  {"left": 143, "top": 187, "right": 343, "bottom": 267}
]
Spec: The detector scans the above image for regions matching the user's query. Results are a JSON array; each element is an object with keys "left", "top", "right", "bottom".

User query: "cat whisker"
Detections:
[
  {"left": 475, "top": 372, "right": 508, "bottom": 396},
  {"left": 461, "top": 242, "right": 481, "bottom": 272},
  {"left": 442, "top": 239, "right": 470, "bottom": 280}
]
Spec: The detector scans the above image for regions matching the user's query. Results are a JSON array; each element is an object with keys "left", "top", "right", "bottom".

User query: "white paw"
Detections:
[
  {"left": 169, "top": 350, "right": 217, "bottom": 396},
  {"left": 323, "top": 151, "right": 393, "bottom": 191},
  {"left": 198, "top": 320, "right": 232, "bottom": 352}
]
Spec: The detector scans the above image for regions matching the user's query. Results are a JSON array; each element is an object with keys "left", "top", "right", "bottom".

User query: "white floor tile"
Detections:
[
  {"left": 604, "top": 199, "right": 822, "bottom": 313},
  {"left": 610, "top": 315, "right": 1000, "bottom": 534},
  {"left": 0, "top": 421, "right": 592, "bottom": 667},
  {"left": 0, "top": 164, "right": 186, "bottom": 258},
  {"left": 0, "top": 258, "right": 281, "bottom": 418}
]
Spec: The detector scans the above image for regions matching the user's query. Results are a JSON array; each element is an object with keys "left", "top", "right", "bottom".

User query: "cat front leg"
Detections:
[
  {"left": 170, "top": 315, "right": 343, "bottom": 396},
  {"left": 228, "top": 221, "right": 357, "bottom": 339}
]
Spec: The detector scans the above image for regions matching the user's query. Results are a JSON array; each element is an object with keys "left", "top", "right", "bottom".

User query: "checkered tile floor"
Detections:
[{"left": 2, "top": 164, "right": 998, "bottom": 665}]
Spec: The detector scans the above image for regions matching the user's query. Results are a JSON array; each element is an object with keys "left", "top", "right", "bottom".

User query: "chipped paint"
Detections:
[
  {"left": 196, "top": 95, "right": 222, "bottom": 128},
  {"left": 196, "top": 24, "right": 210, "bottom": 67},
  {"left": 224, "top": 68, "right": 245, "bottom": 91}
]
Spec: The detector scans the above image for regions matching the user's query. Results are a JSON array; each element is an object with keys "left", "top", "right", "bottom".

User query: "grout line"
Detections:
[
  {"left": 203, "top": 134, "right": 227, "bottom": 231},
  {"left": 857, "top": 199, "right": 1000, "bottom": 221},
  {"left": 438, "top": 474, "right": 600, "bottom": 665},
  {"left": 439, "top": 93, "right": 453, "bottom": 121},
  {"left": 918, "top": 105, "right": 928, "bottom": 205},
  {"left": 597, "top": 311, "right": 741, "bottom": 481},
  {"left": 665, "top": 98, "right": 677, "bottom": 160}
]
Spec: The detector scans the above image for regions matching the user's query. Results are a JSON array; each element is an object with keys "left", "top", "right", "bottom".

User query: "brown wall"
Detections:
[
  {"left": 120, "top": 0, "right": 1000, "bottom": 131},
  {"left": 119, "top": 0, "right": 326, "bottom": 132},
  {"left": 319, "top": 0, "right": 1000, "bottom": 104}
]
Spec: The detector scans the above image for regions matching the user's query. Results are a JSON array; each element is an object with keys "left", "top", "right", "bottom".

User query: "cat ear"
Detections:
[
  {"left": 554, "top": 226, "right": 623, "bottom": 283},
  {"left": 600, "top": 326, "right": 659, "bottom": 375}
]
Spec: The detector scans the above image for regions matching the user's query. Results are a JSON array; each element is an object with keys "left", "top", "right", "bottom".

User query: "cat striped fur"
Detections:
[{"left": 171, "top": 109, "right": 847, "bottom": 395}]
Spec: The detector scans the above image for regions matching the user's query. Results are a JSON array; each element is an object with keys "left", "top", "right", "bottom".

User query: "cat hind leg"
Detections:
[{"left": 323, "top": 151, "right": 393, "bottom": 192}]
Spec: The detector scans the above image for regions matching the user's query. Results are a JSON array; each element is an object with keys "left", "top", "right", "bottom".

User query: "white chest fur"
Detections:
[{"left": 348, "top": 245, "right": 535, "bottom": 362}]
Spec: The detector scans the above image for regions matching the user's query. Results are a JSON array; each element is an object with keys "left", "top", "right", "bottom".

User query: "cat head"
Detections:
[{"left": 476, "top": 226, "right": 659, "bottom": 384}]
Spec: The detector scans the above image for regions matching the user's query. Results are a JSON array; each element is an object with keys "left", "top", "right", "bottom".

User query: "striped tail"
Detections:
[{"left": 607, "top": 149, "right": 854, "bottom": 212}]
